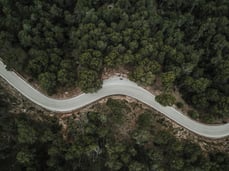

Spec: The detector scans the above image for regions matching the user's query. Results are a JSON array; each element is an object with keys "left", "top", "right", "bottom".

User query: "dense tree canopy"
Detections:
[{"left": 0, "top": 0, "right": 229, "bottom": 120}]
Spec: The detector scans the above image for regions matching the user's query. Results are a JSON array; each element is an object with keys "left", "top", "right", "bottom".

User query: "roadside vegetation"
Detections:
[
  {"left": 0, "top": 1, "right": 228, "bottom": 120},
  {"left": 0, "top": 86, "right": 229, "bottom": 171}
]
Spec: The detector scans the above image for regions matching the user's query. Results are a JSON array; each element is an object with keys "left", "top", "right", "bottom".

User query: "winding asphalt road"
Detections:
[{"left": 0, "top": 61, "right": 229, "bottom": 139}]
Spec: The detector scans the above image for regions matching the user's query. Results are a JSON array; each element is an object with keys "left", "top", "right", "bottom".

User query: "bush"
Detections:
[
  {"left": 176, "top": 102, "right": 184, "bottom": 109},
  {"left": 188, "top": 110, "right": 199, "bottom": 119},
  {"left": 137, "top": 112, "right": 152, "bottom": 129},
  {"left": 155, "top": 93, "right": 176, "bottom": 106}
]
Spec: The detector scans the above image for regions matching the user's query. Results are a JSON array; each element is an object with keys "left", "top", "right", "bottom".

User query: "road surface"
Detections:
[{"left": 0, "top": 61, "right": 228, "bottom": 139}]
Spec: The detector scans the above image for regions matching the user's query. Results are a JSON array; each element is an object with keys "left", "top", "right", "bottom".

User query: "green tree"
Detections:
[
  {"left": 38, "top": 72, "right": 56, "bottom": 94},
  {"left": 161, "top": 71, "right": 176, "bottom": 90},
  {"left": 155, "top": 93, "right": 176, "bottom": 106},
  {"left": 18, "top": 30, "right": 32, "bottom": 47},
  {"left": 1, "top": 47, "right": 27, "bottom": 72},
  {"left": 184, "top": 77, "right": 211, "bottom": 93},
  {"left": 137, "top": 112, "right": 153, "bottom": 129},
  {"left": 128, "top": 161, "right": 146, "bottom": 171},
  {"left": 16, "top": 120, "right": 37, "bottom": 144},
  {"left": 170, "top": 158, "right": 184, "bottom": 171},
  {"left": 78, "top": 68, "right": 101, "bottom": 92},
  {"left": 16, "top": 151, "right": 34, "bottom": 166}
]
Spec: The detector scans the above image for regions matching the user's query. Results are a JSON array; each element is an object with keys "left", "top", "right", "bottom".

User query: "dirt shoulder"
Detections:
[
  {"left": 2, "top": 67, "right": 228, "bottom": 124},
  {"left": 59, "top": 96, "right": 229, "bottom": 154},
  {"left": 1, "top": 77, "right": 228, "bottom": 153}
]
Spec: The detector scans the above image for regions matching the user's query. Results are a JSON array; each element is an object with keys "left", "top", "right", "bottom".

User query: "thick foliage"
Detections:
[{"left": 0, "top": 0, "right": 228, "bottom": 119}]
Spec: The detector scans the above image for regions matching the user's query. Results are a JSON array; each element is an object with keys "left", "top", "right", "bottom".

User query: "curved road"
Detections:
[{"left": 0, "top": 61, "right": 229, "bottom": 139}]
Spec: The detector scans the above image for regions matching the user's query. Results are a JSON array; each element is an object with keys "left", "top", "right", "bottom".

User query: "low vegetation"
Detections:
[
  {"left": 0, "top": 86, "right": 228, "bottom": 171},
  {"left": 155, "top": 93, "right": 176, "bottom": 106}
]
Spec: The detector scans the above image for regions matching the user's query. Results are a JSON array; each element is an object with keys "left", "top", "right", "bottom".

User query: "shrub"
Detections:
[{"left": 155, "top": 93, "right": 176, "bottom": 106}]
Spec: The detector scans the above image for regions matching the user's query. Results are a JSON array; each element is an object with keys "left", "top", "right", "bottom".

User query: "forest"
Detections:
[
  {"left": 0, "top": 85, "right": 228, "bottom": 171},
  {"left": 0, "top": 0, "right": 229, "bottom": 120}
]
